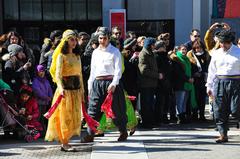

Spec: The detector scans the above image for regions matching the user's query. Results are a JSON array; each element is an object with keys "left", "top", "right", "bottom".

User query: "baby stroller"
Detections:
[{"left": 0, "top": 89, "right": 41, "bottom": 142}]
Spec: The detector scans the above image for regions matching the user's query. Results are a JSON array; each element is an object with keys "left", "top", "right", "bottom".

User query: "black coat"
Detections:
[
  {"left": 154, "top": 50, "right": 172, "bottom": 92},
  {"left": 169, "top": 54, "right": 190, "bottom": 91}
]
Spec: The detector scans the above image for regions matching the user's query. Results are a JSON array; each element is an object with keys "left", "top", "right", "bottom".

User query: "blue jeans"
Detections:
[{"left": 175, "top": 90, "right": 189, "bottom": 115}]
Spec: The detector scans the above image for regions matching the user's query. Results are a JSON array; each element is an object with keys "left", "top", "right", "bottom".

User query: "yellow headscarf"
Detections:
[{"left": 50, "top": 29, "right": 77, "bottom": 82}]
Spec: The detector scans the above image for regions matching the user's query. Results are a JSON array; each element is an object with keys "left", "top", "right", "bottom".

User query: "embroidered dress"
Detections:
[{"left": 45, "top": 52, "right": 84, "bottom": 144}]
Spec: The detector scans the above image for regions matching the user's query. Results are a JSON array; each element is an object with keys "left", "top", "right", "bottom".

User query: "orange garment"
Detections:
[{"left": 45, "top": 53, "right": 84, "bottom": 144}]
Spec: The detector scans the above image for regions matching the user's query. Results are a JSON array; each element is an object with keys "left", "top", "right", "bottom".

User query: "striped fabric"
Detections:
[{"left": 212, "top": 0, "right": 240, "bottom": 18}]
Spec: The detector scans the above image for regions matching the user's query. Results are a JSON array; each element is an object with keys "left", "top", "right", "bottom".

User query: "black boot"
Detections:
[
  {"left": 118, "top": 131, "right": 128, "bottom": 141},
  {"left": 177, "top": 113, "right": 187, "bottom": 124}
]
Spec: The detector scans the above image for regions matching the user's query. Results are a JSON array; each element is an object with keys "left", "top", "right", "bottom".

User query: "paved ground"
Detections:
[
  {"left": 1, "top": 120, "right": 240, "bottom": 159},
  {"left": 0, "top": 134, "right": 92, "bottom": 159},
  {"left": 92, "top": 122, "right": 240, "bottom": 159},
  {"left": 1, "top": 104, "right": 240, "bottom": 159}
]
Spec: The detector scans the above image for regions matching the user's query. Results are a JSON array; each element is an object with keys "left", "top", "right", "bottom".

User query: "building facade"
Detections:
[{"left": 0, "top": 0, "right": 212, "bottom": 47}]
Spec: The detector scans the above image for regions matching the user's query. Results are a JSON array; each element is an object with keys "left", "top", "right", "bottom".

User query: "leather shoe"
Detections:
[
  {"left": 60, "top": 145, "right": 76, "bottom": 152},
  {"left": 129, "top": 128, "right": 136, "bottom": 136},
  {"left": 118, "top": 131, "right": 128, "bottom": 141},
  {"left": 80, "top": 135, "right": 94, "bottom": 143},
  {"left": 94, "top": 133, "right": 105, "bottom": 137},
  {"left": 215, "top": 136, "right": 228, "bottom": 143}
]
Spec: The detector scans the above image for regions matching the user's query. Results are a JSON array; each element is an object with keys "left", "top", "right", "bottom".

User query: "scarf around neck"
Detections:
[
  {"left": 176, "top": 51, "right": 197, "bottom": 109},
  {"left": 176, "top": 51, "right": 191, "bottom": 77}
]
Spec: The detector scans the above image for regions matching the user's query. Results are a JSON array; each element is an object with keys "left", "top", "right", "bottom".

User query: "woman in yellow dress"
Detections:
[{"left": 45, "top": 30, "right": 84, "bottom": 152}]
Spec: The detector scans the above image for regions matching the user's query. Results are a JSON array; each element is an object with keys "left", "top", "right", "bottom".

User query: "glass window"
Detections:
[
  {"left": 88, "top": 0, "right": 102, "bottom": 20},
  {"left": 66, "top": 0, "right": 87, "bottom": 20},
  {"left": 43, "top": 0, "right": 64, "bottom": 21},
  {"left": 23, "top": 27, "right": 40, "bottom": 43},
  {"left": 127, "top": 20, "right": 175, "bottom": 48},
  {"left": 20, "top": 0, "right": 42, "bottom": 20},
  {"left": 4, "top": 0, "right": 19, "bottom": 20}
]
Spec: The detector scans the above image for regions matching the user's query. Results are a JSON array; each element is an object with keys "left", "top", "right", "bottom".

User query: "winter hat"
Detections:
[
  {"left": 7, "top": 44, "right": 23, "bottom": 57},
  {"left": 155, "top": 41, "right": 166, "bottom": 50},
  {"left": 50, "top": 30, "right": 62, "bottom": 41},
  {"left": 19, "top": 85, "right": 32, "bottom": 96},
  {"left": 143, "top": 37, "right": 156, "bottom": 49},
  {"left": 124, "top": 38, "right": 137, "bottom": 50},
  {"left": 217, "top": 30, "right": 235, "bottom": 43},
  {"left": 36, "top": 64, "right": 45, "bottom": 72}
]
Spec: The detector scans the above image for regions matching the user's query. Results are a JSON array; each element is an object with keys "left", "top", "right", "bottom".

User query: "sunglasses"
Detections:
[{"left": 194, "top": 35, "right": 200, "bottom": 38}]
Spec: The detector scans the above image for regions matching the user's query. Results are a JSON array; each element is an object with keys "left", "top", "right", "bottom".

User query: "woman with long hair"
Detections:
[{"left": 45, "top": 30, "right": 85, "bottom": 152}]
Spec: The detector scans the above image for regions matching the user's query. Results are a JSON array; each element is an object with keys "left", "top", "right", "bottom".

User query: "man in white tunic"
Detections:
[
  {"left": 206, "top": 30, "right": 240, "bottom": 143},
  {"left": 81, "top": 27, "right": 127, "bottom": 142}
]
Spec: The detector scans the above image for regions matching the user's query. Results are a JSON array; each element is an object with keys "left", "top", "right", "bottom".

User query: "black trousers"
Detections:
[
  {"left": 194, "top": 78, "right": 207, "bottom": 117},
  {"left": 87, "top": 79, "right": 127, "bottom": 135},
  {"left": 140, "top": 87, "right": 155, "bottom": 127},
  {"left": 213, "top": 78, "right": 240, "bottom": 136}
]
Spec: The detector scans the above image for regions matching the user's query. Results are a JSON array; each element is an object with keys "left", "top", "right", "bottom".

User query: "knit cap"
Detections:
[{"left": 7, "top": 44, "right": 23, "bottom": 57}]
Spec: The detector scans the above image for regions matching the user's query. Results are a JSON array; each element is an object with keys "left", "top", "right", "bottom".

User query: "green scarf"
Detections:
[{"left": 176, "top": 51, "right": 197, "bottom": 109}]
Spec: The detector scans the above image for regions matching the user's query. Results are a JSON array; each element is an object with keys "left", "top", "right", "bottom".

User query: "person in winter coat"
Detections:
[
  {"left": 138, "top": 37, "right": 163, "bottom": 128},
  {"left": 4, "top": 44, "right": 31, "bottom": 94},
  {"left": 32, "top": 65, "right": 53, "bottom": 132},
  {"left": 17, "top": 85, "right": 43, "bottom": 132},
  {"left": 169, "top": 45, "right": 195, "bottom": 124},
  {"left": 187, "top": 40, "right": 210, "bottom": 121}
]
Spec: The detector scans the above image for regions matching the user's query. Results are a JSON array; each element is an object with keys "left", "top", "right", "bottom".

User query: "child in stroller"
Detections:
[{"left": 0, "top": 83, "right": 43, "bottom": 142}]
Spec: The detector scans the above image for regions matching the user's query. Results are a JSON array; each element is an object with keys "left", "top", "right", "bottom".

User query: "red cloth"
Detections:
[
  {"left": 44, "top": 95, "right": 63, "bottom": 119},
  {"left": 44, "top": 95, "right": 99, "bottom": 132},
  {"left": 127, "top": 95, "right": 136, "bottom": 101},
  {"left": 101, "top": 93, "right": 115, "bottom": 118},
  {"left": 82, "top": 102, "right": 99, "bottom": 132}
]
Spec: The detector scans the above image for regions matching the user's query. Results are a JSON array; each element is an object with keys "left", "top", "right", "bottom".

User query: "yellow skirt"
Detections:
[{"left": 45, "top": 88, "right": 82, "bottom": 144}]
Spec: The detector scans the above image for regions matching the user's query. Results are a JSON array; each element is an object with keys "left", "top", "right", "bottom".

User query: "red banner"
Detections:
[
  {"left": 110, "top": 9, "right": 126, "bottom": 39},
  {"left": 224, "top": 0, "right": 240, "bottom": 18}
]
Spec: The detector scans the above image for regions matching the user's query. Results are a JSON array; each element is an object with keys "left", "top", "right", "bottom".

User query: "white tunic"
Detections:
[
  {"left": 206, "top": 44, "right": 240, "bottom": 92},
  {"left": 88, "top": 43, "right": 122, "bottom": 93}
]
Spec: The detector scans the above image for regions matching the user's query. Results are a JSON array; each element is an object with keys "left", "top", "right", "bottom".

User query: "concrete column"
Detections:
[
  {"left": 200, "top": 0, "right": 211, "bottom": 35},
  {"left": 192, "top": 0, "right": 201, "bottom": 30},
  {"left": 102, "top": 0, "right": 125, "bottom": 27},
  {"left": 209, "top": 0, "right": 213, "bottom": 25},
  {"left": 175, "top": 0, "right": 193, "bottom": 45}
]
